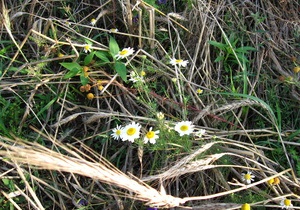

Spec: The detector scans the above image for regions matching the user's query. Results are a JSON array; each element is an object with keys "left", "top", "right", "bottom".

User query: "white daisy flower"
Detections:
[
  {"left": 241, "top": 171, "right": 255, "bottom": 184},
  {"left": 115, "top": 47, "right": 135, "bottom": 60},
  {"left": 280, "top": 198, "right": 293, "bottom": 209},
  {"left": 144, "top": 127, "right": 160, "bottom": 144},
  {"left": 90, "top": 18, "right": 96, "bottom": 26},
  {"left": 120, "top": 122, "right": 141, "bottom": 142},
  {"left": 170, "top": 58, "right": 189, "bottom": 67},
  {"left": 174, "top": 121, "right": 194, "bottom": 136},
  {"left": 195, "top": 129, "right": 206, "bottom": 138},
  {"left": 83, "top": 44, "right": 92, "bottom": 53},
  {"left": 111, "top": 125, "right": 123, "bottom": 140}
]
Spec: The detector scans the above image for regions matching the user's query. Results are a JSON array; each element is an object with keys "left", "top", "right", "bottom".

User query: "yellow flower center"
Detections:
[
  {"left": 116, "top": 130, "right": 121, "bottom": 135},
  {"left": 244, "top": 173, "right": 251, "bottom": 180},
  {"left": 140, "top": 71, "right": 146, "bottom": 76},
  {"left": 127, "top": 127, "right": 136, "bottom": 136},
  {"left": 110, "top": 28, "right": 118, "bottom": 32},
  {"left": 176, "top": 59, "right": 183, "bottom": 63},
  {"left": 180, "top": 125, "right": 189, "bottom": 131},
  {"left": 284, "top": 199, "right": 291, "bottom": 206},
  {"left": 84, "top": 45, "right": 90, "bottom": 50},
  {"left": 146, "top": 131, "right": 155, "bottom": 139},
  {"left": 197, "top": 89, "right": 203, "bottom": 94},
  {"left": 241, "top": 203, "right": 250, "bottom": 210},
  {"left": 273, "top": 177, "right": 280, "bottom": 185},
  {"left": 120, "top": 49, "right": 128, "bottom": 55},
  {"left": 267, "top": 178, "right": 274, "bottom": 185}
]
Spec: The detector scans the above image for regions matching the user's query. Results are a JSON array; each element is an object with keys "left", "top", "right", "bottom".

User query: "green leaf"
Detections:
[
  {"left": 208, "top": 40, "right": 227, "bottom": 50},
  {"left": 36, "top": 97, "right": 58, "bottom": 117},
  {"left": 236, "top": 54, "right": 249, "bottom": 63},
  {"left": 84, "top": 51, "right": 95, "bottom": 65},
  {"left": 85, "top": 39, "right": 93, "bottom": 46},
  {"left": 60, "top": 62, "right": 81, "bottom": 71},
  {"left": 95, "top": 51, "right": 110, "bottom": 63},
  {"left": 286, "top": 129, "right": 300, "bottom": 141},
  {"left": 235, "top": 46, "right": 257, "bottom": 53},
  {"left": 64, "top": 68, "right": 80, "bottom": 79},
  {"left": 2, "top": 178, "right": 10, "bottom": 186},
  {"left": 114, "top": 62, "right": 127, "bottom": 82},
  {"left": 109, "top": 36, "right": 120, "bottom": 58},
  {"left": 80, "top": 73, "right": 89, "bottom": 85},
  {"left": 214, "top": 55, "right": 224, "bottom": 62},
  {"left": 61, "top": 62, "right": 82, "bottom": 79}
]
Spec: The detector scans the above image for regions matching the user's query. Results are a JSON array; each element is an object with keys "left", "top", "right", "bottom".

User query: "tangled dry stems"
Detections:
[
  {"left": 0, "top": 136, "right": 297, "bottom": 208},
  {"left": 0, "top": 0, "right": 300, "bottom": 209}
]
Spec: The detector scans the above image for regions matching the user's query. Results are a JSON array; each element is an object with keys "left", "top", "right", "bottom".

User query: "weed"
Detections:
[{"left": 0, "top": 0, "right": 300, "bottom": 209}]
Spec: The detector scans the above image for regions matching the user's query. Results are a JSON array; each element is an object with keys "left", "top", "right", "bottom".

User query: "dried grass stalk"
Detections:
[{"left": 0, "top": 139, "right": 184, "bottom": 208}]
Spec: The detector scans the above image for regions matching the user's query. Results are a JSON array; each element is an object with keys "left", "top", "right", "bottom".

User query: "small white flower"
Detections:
[
  {"left": 109, "top": 28, "right": 119, "bottom": 33},
  {"left": 90, "top": 18, "right": 96, "bottom": 26},
  {"left": 174, "top": 121, "right": 194, "bottom": 136},
  {"left": 195, "top": 129, "right": 206, "bottom": 138},
  {"left": 241, "top": 171, "right": 255, "bottom": 184},
  {"left": 111, "top": 125, "right": 123, "bottom": 140},
  {"left": 156, "top": 112, "right": 164, "bottom": 120},
  {"left": 83, "top": 44, "right": 92, "bottom": 53},
  {"left": 170, "top": 58, "right": 189, "bottom": 67},
  {"left": 115, "top": 47, "right": 134, "bottom": 60},
  {"left": 129, "top": 71, "right": 144, "bottom": 83},
  {"left": 144, "top": 127, "right": 160, "bottom": 144},
  {"left": 120, "top": 122, "right": 141, "bottom": 142},
  {"left": 280, "top": 198, "right": 293, "bottom": 209}
]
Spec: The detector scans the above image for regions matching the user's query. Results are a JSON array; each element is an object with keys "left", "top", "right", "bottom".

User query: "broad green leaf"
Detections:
[
  {"left": 95, "top": 51, "right": 110, "bottom": 63},
  {"left": 2, "top": 178, "right": 10, "bottom": 186},
  {"left": 109, "top": 36, "right": 120, "bottom": 58},
  {"left": 61, "top": 62, "right": 82, "bottom": 79},
  {"left": 208, "top": 40, "right": 226, "bottom": 50},
  {"left": 114, "top": 62, "right": 127, "bottom": 82},
  {"left": 84, "top": 51, "right": 95, "bottom": 65},
  {"left": 80, "top": 73, "right": 89, "bottom": 85},
  {"left": 60, "top": 62, "right": 81, "bottom": 71},
  {"left": 64, "top": 68, "right": 80, "bottom": 79}
]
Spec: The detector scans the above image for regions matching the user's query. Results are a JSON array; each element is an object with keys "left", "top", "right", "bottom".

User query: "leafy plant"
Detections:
[
  {"left": 209, "top": 34, "right": 256, "bottom": 93},
  {"left": 61, "top": 36, "right": 128, "bottom": 84}
]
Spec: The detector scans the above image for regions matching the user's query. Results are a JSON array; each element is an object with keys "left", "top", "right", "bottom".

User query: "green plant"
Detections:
[
  {"left": 61, "top": 36, "right": 128, "bottom": 85},
  {"left": 209, "top": 34, "right": 256, "bottom": 93}
]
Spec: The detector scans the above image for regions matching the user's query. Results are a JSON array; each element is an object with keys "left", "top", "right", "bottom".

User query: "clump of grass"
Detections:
[{"left": 1, "top": 0, "right": 300, "bottom": 209}]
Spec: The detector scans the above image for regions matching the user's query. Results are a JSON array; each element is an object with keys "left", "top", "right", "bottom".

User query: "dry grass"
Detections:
[{"left": 0, "top": 0, "right": 300, "bottom": 209}]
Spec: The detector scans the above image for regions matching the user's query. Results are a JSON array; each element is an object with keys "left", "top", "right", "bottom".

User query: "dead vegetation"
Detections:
[{"left": 0, "top": 0, "right": 300, "bottom": 209}]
